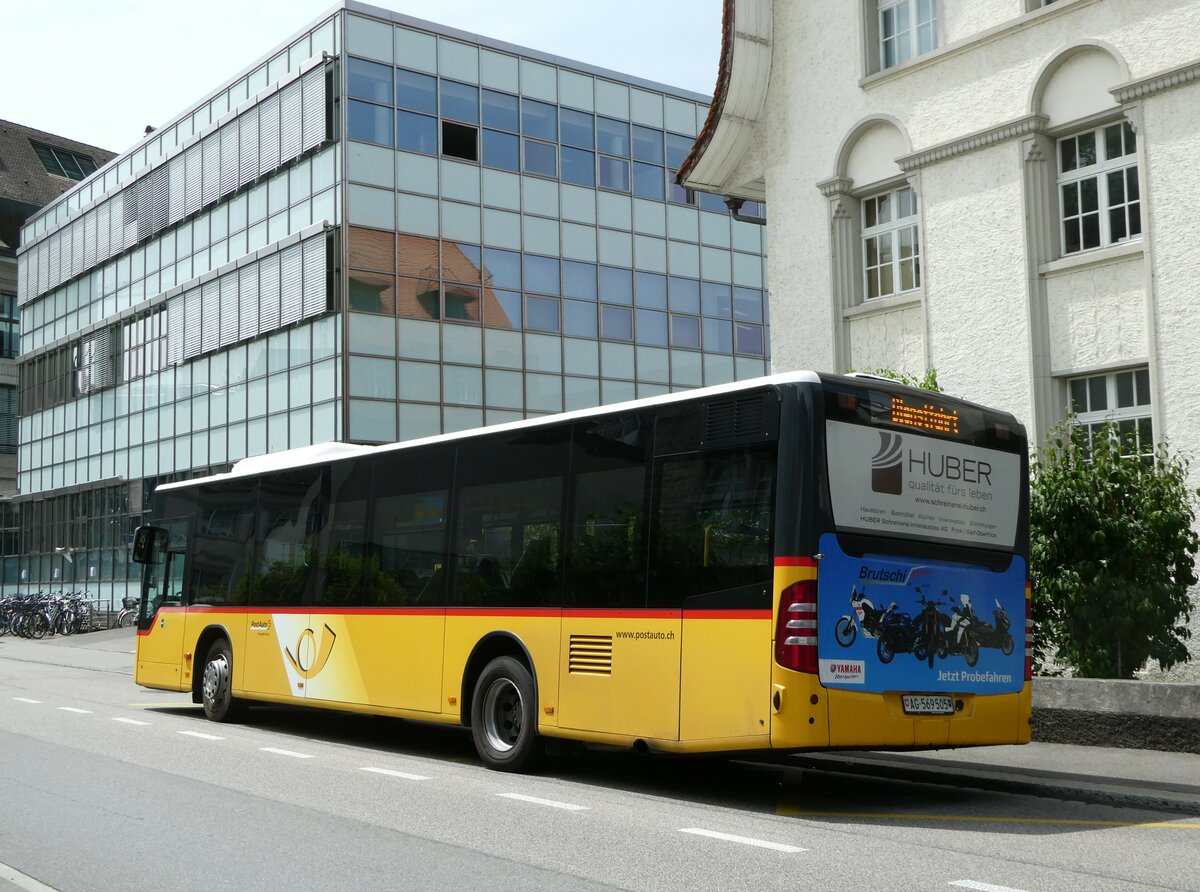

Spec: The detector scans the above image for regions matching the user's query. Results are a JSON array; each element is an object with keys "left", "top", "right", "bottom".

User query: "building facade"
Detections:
[
  {"left": 12, "top": 2, "right": 769, "bottom": 601},
  {"left": 680, "top": 0, "right": 1200, "bottom": 676}
]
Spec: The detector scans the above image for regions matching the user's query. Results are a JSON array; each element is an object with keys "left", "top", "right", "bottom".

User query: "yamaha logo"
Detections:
[{"left": 871, "top": 431, "right": 903, "bottom": 494}]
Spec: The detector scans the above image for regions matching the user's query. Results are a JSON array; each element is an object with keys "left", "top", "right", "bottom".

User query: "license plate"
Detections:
[{"left": 902, "top": 694, "right": 954, "bottom": 715}]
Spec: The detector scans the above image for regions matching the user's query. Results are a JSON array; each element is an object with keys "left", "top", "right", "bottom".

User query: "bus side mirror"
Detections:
[{"left": 131, "top": 525, "right": 164, "bottom": 564}]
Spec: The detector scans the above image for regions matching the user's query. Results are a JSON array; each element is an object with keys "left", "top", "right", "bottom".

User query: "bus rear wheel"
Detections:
[
  {"left": 471, "top": 656, "right": 541, "bottom": 772},
  {"left": 201, "top": 639, "right": 247, "bottom": 723}
]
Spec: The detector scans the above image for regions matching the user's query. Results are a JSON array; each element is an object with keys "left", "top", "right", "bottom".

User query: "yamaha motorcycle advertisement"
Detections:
[{"left": 816, "top": 532, "right": 1026, "bottom": 695}]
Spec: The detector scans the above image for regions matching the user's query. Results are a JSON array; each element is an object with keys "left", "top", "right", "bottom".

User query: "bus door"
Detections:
[{"left": 136, "top": 546, "right": 188, "bottom": 690}]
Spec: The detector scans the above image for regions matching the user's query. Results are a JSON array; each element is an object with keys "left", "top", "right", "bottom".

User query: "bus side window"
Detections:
[{"left": 649, "top": 445, "right": 776, "bottom": 609}]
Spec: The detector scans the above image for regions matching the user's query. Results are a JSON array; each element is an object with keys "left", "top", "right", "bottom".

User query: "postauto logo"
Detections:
[{"left": 870, "top": 432, "right": 904, "bottom": 494}]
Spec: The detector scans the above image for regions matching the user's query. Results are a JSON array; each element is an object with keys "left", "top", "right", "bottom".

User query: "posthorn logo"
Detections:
[{"left": 871, "top": 432, "right": 904, "bottom": 494}]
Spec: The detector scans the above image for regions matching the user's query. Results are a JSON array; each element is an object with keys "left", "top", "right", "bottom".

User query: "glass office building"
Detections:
[{"left": 12, "top": 2, "right": 768, "bottom": 599}]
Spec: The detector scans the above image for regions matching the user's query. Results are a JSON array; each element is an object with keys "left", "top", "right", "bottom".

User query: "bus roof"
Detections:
[{"left": 155, "top": 371, "right": 824, "bottom": 492}]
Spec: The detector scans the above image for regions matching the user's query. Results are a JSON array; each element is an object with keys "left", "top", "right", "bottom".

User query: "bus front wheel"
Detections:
[
  {"left": 471, "top": 656, "right": 541, "bottom": 772},
  {"left": 201, "top": 639, "right": 247, "bottom": 723}
]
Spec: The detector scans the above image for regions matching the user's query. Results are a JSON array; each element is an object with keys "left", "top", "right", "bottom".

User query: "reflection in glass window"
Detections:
[
  {"left": 666, "top": 132, "right": 693, "bottom": 169},
  {"left": 669, "top": 276, "right": 701, "bottom": 314},
  {"left": 563, "top": 300, "right": 597, "bottom": 337},
  {"left": 483, "top": 248, "right": 522, "bottom": 290},
  {"left": 601, "top": 305, "right": 632, "bottom": 341},
  {"left": 597, "top": 117, "right": 630, "bottom": 156},
  {"left": 482, "top": 129, "right": 519, "bottom": 171},
  {"left": 368, "top": 449, "right": 451, "bottom": 606},
  {"left": 636, "top": 309, "right": 668, "bottom": 346},
  {"left": 396, "top": 110, "right": 437, "bottom": 155},
  {"left": 523, "top": 139, "right": 557, "bottom": 177},
  {"left": 349, "top": 272, "right": 396, "bottom": 315},
  {"left": 445, "top": 243, "right": 483, "bottom": 284},
  {"left": 563, "top": 260, "right": 597, "bottom": 300},
  {"left": 599, "top": 266, "right": 633, "bottom": 304},
  {"left": 635, "top": 272, "right": 667, "bottom": 309},
  {"left": 440, "top": 80, "right": 479, "bottom": 123},
  {"left": 486, "top": 289, "right": 522, "bottom": 329},
  {"left": 702, "top": 282, "right": 732, "bottom": 318},
  {"left": 349, "top": 101, "right": 394, "bottom": 147},
  {"left": 561, "top": 146, "right": 595, "bottom": 187},
  {"left": 483, "top": 89, "right": 519, "bottom": 131},
  {"left": 526, "top": 296, "right": 560, "bottom": 332},
  {"left": 632, "top": 162, "right": 665, "bottom": 200},
  {"left": 396, "top": 69, "right": 437, "bottom": 114},
  {"left": 521, "top": 98, "right": 558, "bottom": 141},
  {"left": 735, "top": 323, "right": 764, "bottom": 356},
  {"left": 348, "top": 57, "right": 393, "bottom": 104},
  {"left": 671, "top": 314, "right": 701, "bottom": 349},
  {"left": 560, "top": 108, "right": 595, "bottom": 148},
  {"left": 599, "top": 156, "right": 629, "bottom": 191},
  {"left": 703, "top": 318, "right": 733, "bottom": 352},
  {"left": 734, "top": 287, "right": 763, "bottom": 322}
]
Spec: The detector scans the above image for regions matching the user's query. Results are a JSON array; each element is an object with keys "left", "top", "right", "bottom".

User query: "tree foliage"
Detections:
[
  {"left": 848, "top": 367, "right": 942, "bottom": 392},
  {"left": 1030, "top": 422, "right": 1198, "bottom": 678}
]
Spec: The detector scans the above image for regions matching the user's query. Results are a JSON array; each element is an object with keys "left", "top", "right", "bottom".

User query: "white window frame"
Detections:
[
  {"left": 1056, "top": 120, "right": 1141, "bottom": 256},
  {"left": 878, "top": 0, "right": 939, "bottom": 70},
  {"left": 862, "top": 185, "right": 921, "bottom": 300},
  {"left": 1067, "top": 368, "right": 1153, "bottom": 460}
]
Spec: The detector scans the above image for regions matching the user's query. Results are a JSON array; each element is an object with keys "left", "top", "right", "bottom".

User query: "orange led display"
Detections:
[{"left": 890, "top": 396, "right": 959, "bottom": 435}]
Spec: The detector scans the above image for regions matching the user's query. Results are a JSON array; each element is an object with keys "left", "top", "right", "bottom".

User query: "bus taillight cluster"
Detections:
[{"left": 776, "top": 579, "right": 818, "bottom": 674}]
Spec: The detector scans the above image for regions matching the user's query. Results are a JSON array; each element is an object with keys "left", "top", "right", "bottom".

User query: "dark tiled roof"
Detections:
[
  {"left": 0, "top": 119, "right": 115, "bottom": 249},
  {"left": 677, "top": 0, "right": 735, "bottom": 185}
]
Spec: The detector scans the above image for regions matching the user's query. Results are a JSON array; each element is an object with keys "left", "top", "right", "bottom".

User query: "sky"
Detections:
[{"left": 6, "top": 0, "right": 723, "bottom": 156}]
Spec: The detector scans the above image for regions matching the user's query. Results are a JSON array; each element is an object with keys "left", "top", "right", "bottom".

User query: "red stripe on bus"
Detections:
[
  {"left": 562, "top": 608, "right": 680, "bottom": 619},
  {"left": 774, "top": 556, "right": 817, "bottom": 567},
  {"left": 444, "top": 608, "right": 560, "bottom": 618},
  {"left": 682, "top": 609, "right": 771, "bottom": 620}
]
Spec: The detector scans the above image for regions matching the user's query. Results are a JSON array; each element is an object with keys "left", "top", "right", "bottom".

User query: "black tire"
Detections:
[
  {"left": 913, "top": 639, "right": 927, "bottom": 662},
  {"left": 1000, "top": 632, "right": 1015, "bottom": 656},
  {"left": 834, "top": 616, "right": 857, "bottom": 648},
  {"left": 118, "top": 611, "right": 136, "bottom": 629},
  {"left": 965, "top": 638, "right": 980, "bottom": 667},
  {"left": 30, "top": 614, "right": 49, "bottom": 640},
  {"left": 876, "top": 635, "right": 895, "bottom": 665},
  {"left": 470, "top": 656, "right": 541, "bottom": 772},
  {"left": 201, "top": 640, "right": 247, "bottom": 723}
]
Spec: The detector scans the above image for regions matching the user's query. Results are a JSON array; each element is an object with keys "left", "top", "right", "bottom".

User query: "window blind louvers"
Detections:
[
  {"left": 302, "top": 236, "right": 326, "bottom": 318},
  {"left": 238, "top": 265, "right": 260, "bottom": 342},
  {"left": 280, "top": 81, "right": 303, "bottom": 162},
  {"left": 219, "top": 273, "right": 239, "bottom": 348},
  {"left": 258, "top": 94, "right": 281, "bottom": 178},
  {"left": 258, "top": 253, "right": 281, "bottom": 336},
  {"left": 200, "top": 281, "right": 221, "bottom": 354},
  {"left": 279, "top": 243, "right": 303, "bottom": 325}
]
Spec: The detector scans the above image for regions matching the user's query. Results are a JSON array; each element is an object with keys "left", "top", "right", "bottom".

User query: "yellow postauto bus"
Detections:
[{"left": 131, "top": 371, "right": 1031, "bottom": 771}]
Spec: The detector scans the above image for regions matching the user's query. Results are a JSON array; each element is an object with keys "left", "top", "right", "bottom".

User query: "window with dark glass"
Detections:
[
  {"left": 698, "top": 191, "right": 727, "bottom": 213},
  {"left": 483, "top": 247, "right": 522, "bottom": 291},
  {"left": 560, "top": 108, "right": 594, "bottom": 148},
  {"left": 635, "top": 309, "right": 668, "bottom": 347},
  {"left": 0, "top": 385, "right": 15, "bottom": 455},
  {"left": 562, "top": 260, "right": 597, "bottom": 300},
  {"left": 599, "top": 266, "right": 633, "bottom": 304},
  {"left": 251, "top": 466, "right": 327, "bottom": 606},
  {"left": 523, "top": 139, "right": 557, "bottom": 177},
  {"left": 397, "top": 110, "right": 437, "bottom": 155},
  {"left": 521, "top": 98, "right": 557, "bottom": 141},
  {"left": 560, "top": 146, "right": 595, "bottom": 187},
  {"left": 451, "top": 428, "right": 569, "bottom": 607},
  {"left": 735, "top": 323, "right": 765, "bottom": 356},
  {"left": 563, "top": 300, "right": 597, "bottom": 337},
  {"left": 317, "top": 462, "right": 372, "bottom": 605},
  {"left": 349, "top": 101, "right": 394, "bottom": 147},
  {"left": 396, "top": 69, "right": 437, "bottom": 114},
  {"left": 483, "top": 129, "right": 519, "bottom": 171},
  {"left": 348, "top": 57, "right": 393, "bottom": 104},
  {"left": 734, "top": 287, "right": 763, "bottom": 322},
  {"left": 702, "top": 282, "right": 732, "bottom": 318},
  {"left": 601, "top": 305, "right": 633, "bottom": 341},
  {"left": 524, "top": 254, "right": 560, "bottom": 294},
  {"left": 566, "top": 413, "right": 652, "bottom": 608},
  {"left": 632, "top": 162, "right": 665, "bottom": 200},
  {"left": 0, "top": 293, "right": 17, "bottom": 360},
  {"left": 440, "top": 80, "right": 479, "bottom": 123},
  {"left": 29, "top": 140, "right": 99, "bottom": 181},
  {"left": 669, "top": 276, "right": 701, "bottom": 314},
  {"left": 598, "top": 156, "right": 629, "bottom": 191},
  {"left": 596, "top": 117, "right": 630, "bottom": 156},
  {"left": 526, "top": 296, "right": 560, "bottom": 333},
  {"left": 671, "top": 314, "right": 701, "bottom": 349},
  {"left": 367, "top": 447, "right": 452, "bottom": 605},
  {"left": 632, "top": 125, "right": 664, "bottom": 164},
  {"left": 635, "top": 272, "right": 667, "bottom": 309},
  {"left": 483, "top": 89, "right": 519, "bottom": 131},
  {"left": 649, "top": 446, "right": 775, "bottom": 608}
]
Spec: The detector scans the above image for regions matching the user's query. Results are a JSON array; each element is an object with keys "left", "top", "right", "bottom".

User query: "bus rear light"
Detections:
[
  {"left": 1024, "top": 589, "right": 1033, "bottom": 682},
  {"left": 776, "top": 579, "right": 818, "bottom": 674}
]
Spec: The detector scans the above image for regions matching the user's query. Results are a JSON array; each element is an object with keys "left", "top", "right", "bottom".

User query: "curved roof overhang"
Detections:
[{"left": 677, "top": 0, "right": 772, "bottom": 202}]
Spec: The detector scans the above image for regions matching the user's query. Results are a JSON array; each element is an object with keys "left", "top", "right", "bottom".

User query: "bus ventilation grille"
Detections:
[
  {"left": 569, "top": 635, "right": 613, "bottom": 675},
  {"left": 704, "top": 395, "right": 765, "bottom": 444}
]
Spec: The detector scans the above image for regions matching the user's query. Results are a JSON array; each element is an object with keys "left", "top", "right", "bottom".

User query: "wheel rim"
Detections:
[
  {"left": 203, "top": 653, "right": 231, "bottom": 711},
  {"left": 481, "top": 677, "right": 522, "bottom": 753}
]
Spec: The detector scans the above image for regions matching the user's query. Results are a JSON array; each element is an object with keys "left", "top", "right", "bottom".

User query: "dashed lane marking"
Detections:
[
  {"left": 950, "top": 881, "right": 1029, "bottom": 892},
  {"left": 679, "top": 828, "right": 805, "bottom": 853},
  {"left": 57, "top": 707, "right": 92, "bottom": 714},
  {"left": 260, "top": 747, "right": 314, "bottom": 759},
  {"left": 177, "top": 730, "right": 224, "bottom": 741},
  {"left": 111, "top": 717, "right": 151, "bottom": 726},
  {"left": 497, "top": 793, "right": 589, "bottom": 811},
  {"left": 360, "top": 767, "right": 430, "bottom": 781},
  {"left": 777, "top": 808, "right": 1200, "bottom": 830},
  {"left": 12, "top": 697, "right": 42, "bottom": 704}
]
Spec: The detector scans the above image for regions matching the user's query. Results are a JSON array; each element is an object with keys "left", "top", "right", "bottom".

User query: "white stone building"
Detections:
[{"left": 680, "top": 0, "right": 1200, "bottom": 678}]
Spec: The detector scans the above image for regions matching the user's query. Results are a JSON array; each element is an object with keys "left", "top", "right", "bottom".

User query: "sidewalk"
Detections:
[{"left": 787, "top": 742, "right": 1200, "bottom": 815}]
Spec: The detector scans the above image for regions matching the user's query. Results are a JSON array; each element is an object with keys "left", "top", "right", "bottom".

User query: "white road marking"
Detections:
[
  {"left": 679, "top": 828, "right": 806, "bottom": 853},
  {"left": 177, "top": 730, "right": 224, "bottom": 740},
  {"left": 111, "top": 717, "right": 151, "bottom": 726},
  {"left": 497, "top": 792, "right": 589, "bottom": 811},
  {"left": 950, "top": 882, "right": 1029, "bottom": 892},
  {"left": 360, "top": 767, "right": 430, "bottom": 781},
  {"left": 57, "top": 707, "right": 92, "bottom": 714},
  {"left": 260, "top": 747, "right": 314, "bottom": 759},
  {"left": 0, "top": 859, "right": 58, "bottom": 892},
  {"left": 12, "top": 697, "right": 42, "bottom": 704}
]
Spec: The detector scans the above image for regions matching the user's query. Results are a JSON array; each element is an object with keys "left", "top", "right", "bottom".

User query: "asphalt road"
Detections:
[{"left": 1, "top": 630, "right": 1198, "bottom": 892}]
